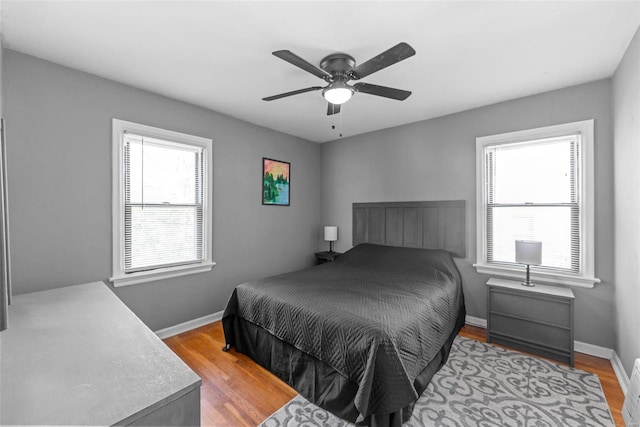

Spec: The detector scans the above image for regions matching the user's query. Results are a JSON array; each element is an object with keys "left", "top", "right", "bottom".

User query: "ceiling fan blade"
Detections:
[
  {"left": 349, "top": 42, "right": 416, "bottom": 80},
  {"left": 353, "top": 83, "right": 412, "bottom": 100},
  {"left": 327, "top": 103, "right": 341, "bottom": 116},
  {"left": 273, "top": 50, "right": 332, "bottom": 81},
  {"left": 262, "top": 86, "right": 323, "bottom": 101}
]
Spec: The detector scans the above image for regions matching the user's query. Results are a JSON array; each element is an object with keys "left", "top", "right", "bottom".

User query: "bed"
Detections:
[{"left": 222, "top": 240, "right": 466, "bottom": 426}]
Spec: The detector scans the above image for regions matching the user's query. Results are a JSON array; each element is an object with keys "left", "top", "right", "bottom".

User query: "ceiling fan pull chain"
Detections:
[{"left": 331, "top": 105, "right": 336, "bottom": 129}]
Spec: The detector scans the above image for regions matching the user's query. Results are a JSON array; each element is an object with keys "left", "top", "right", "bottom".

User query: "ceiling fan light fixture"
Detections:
[{"left": 323, "top": 86, "right": 353, "bottom": 105}]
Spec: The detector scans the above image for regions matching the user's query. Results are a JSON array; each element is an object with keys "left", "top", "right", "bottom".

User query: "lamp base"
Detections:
[{"left": 521, "top": 264, "right": 535, "bottom": 287}]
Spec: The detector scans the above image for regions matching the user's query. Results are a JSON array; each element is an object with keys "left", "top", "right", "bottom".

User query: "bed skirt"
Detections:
[{"left": 225, "top": 307, "right": 465, "bottom": 427}]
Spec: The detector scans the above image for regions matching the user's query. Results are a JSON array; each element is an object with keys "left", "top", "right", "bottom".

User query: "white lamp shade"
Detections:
[
  {"left": 515, "top": 240, "right": 542, "bottom": 265},
  {"left": 324, "top": 226, "right": 338, "bottom": 242}
]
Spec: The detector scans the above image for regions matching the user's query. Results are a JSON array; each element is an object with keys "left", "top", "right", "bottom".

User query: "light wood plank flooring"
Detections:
[{"left": 164, "top": 322, "right": 625, "bottom": 426}]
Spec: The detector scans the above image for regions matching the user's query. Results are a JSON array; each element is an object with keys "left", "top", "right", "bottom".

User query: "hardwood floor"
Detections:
[
  {"left": 164, "top": 322, "right": 296, "bottom": 426},
  {"left": 164, "top": 322, "right": 625, "bottom": 426}
]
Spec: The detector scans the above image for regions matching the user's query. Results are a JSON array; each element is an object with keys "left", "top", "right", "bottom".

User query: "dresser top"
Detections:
[
  {"left": 0, "top": 281, "right": 201, "bottom": 425},
  {"left": 487, "top": 277, "right": 575, "bottom": 298}
]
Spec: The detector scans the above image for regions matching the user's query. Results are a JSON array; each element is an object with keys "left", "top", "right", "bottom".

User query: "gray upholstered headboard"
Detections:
[{"left": 352, "top": 200, "right": 466, "bottom": 258}]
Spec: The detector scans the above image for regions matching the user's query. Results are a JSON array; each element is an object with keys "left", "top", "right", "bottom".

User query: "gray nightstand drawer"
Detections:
[
  {"left": 490, "top": 313, "right": 571, "bottom": 349},
  {"left": 487, "top": 278, "right": 575, "bottom": 366},
  {"left": 490, "top": 291, "right": 572, "bottom": 327}
]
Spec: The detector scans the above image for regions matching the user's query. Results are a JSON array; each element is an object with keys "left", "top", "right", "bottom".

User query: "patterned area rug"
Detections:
[{"left": 260, "top": 336, "right": 614, "bottom": 427}]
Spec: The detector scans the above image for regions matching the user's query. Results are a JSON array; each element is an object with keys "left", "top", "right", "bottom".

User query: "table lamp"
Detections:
[
  {"left": 324, "top": 226, "right": 338, "bottom": 253},
  {"left": 515, "top": 240, "right": 542, "bottom": 287}
]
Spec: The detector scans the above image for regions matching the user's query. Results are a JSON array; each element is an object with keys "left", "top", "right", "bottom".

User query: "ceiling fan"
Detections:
[{"left": 262, "top": 42, "right": 416, "bottom": 115}]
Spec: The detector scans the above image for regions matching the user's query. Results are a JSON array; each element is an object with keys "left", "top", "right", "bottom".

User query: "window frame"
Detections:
[
  {"left": 474, "top": 119, "right": 600, "bottom": 288},
  {"left": 110, "top": 119, "right": 214, "bottom": 287}
]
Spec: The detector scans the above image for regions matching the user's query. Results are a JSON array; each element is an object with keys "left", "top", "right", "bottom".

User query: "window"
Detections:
[
  {"left": 111, "top": 119, "right": 213, "bottom": 287},
  {"left": 475, "top": 120, "right": 599, "bottom": 288}
]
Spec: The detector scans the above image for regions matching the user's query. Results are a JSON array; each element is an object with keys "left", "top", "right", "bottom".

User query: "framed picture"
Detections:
[{"left": 262, "top": 158, "right": 290, "bottom": 206}]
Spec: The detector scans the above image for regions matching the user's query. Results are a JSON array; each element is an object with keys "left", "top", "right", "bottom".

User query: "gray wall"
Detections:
[
  {"left": 0, "top": 16, "right": 5, "bottom": 330},
  {"left": 0, "top": 27, "right": 3, "bottom": 118},
  {"left": 614, "top": 26, "right": 640, "bottom": 377},
  {"left": 321, "top": 80, "right": 615, "bottom": 348},
  {"left": 1, "top": 48, "right": 622, "bottom": 351},
  {"left": 3, "top": 50, "right": 322, "bottom": 331}
]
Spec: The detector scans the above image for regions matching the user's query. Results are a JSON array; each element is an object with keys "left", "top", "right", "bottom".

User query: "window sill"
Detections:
[
  {"left": 473, "top": 263, "right": 601, "bottom": 288},
  {"left": 110, "top": 261, "right": 216, "bottom": 287}
]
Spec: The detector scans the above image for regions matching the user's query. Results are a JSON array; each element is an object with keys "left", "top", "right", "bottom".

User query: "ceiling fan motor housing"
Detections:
[{"left": 320, "top": 53, "right": 356, "bottom": 76}]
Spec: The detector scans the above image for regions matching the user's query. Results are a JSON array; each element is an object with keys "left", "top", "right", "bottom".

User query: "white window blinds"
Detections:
[
  {"left": 123, "top": 133, "right": 205, "bottom": 273},
  {"left": 484, "top": 134, "right": 581, "bottom": 273}
]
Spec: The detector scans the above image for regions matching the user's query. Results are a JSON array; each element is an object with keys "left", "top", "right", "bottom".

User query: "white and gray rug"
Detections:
[{"left": 260, "top": 336, "right": 614, "bottom": 427}]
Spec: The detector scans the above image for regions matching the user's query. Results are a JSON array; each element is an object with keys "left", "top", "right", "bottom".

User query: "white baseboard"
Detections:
[
  {"left": 465, "top": 315, "right": 487, "bottom": 328},
  {"left": 155, "top": 310, "right": 223, "bottom": 339},
  {"left": 611, "top": 351, "right": 630, "bottom": 396},
  {"left": 574, "top": 340, "right": 613, "bottom": 360}
]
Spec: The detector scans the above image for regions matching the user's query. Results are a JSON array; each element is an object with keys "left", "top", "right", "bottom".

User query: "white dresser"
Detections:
[{"left": 0, "top": 281, "right": 201, "bottom": 425}]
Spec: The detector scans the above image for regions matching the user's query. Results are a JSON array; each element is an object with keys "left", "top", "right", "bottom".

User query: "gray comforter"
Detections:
[{"left": 223, "top": 243, "right": 465, "bottom": 423}]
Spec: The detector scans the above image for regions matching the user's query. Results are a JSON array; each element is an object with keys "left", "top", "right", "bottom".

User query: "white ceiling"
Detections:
[{"left": 1, "top": 1, "right": 639, "bottom": 143}]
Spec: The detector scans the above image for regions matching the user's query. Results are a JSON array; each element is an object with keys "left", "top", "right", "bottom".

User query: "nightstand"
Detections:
[
  {"left": 315, "top": 251, "right": 341, "bottom": 265},
  {"left": 487, "top": 278, "right": 575, "bottom": 366}
]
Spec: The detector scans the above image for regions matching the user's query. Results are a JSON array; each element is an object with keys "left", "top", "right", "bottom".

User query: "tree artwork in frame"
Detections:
[{"left": 262, "top": 158, "right": 290, "bottom": 206}]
